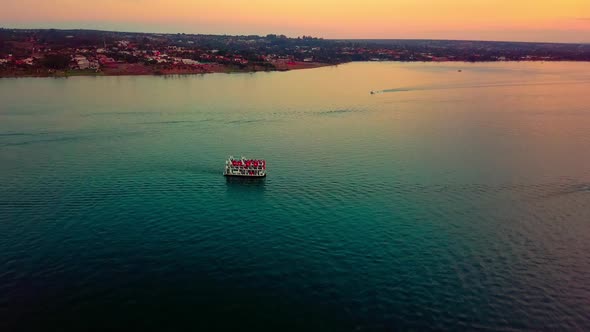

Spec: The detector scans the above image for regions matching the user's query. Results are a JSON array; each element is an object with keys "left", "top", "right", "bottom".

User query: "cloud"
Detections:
[{"left": 577, "top": 18, "right": 590, "bottom": 21}]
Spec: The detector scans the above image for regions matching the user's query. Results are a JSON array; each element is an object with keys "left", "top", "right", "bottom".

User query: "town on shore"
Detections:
[{"left": 1, "top": 28, "right": 590, "bottom": 78}]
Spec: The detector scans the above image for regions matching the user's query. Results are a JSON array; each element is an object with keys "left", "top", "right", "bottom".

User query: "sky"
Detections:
[{"left": 2, "top": 0, "right": 590, "bottom": 43}]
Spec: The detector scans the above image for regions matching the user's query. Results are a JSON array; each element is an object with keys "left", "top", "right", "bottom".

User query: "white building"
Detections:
[
  {"left": 73, "top": 55, "right": 90, "bottom": 70},
  {"left": 181, "top": 59, "right": 200, "bottom": 65},
  {"left": 89, "top": 61, "right": 100, "bottom": 70}
]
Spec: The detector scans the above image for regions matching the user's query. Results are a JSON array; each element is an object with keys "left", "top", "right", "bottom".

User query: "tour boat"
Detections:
[{"left": 224, "top": 156, "right": 267, "bottom": 178}]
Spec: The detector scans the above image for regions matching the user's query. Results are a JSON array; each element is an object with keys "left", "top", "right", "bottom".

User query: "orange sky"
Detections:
[{"left": 2, "top": 0, "right": 590, "bottom": 42}]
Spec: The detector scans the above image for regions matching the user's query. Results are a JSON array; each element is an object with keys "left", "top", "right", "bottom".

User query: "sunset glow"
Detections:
[{"left": 2, "top": 0, "right": 590, "bottom": 42}]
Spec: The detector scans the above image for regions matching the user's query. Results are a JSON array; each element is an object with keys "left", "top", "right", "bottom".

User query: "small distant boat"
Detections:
[
  {"left": 458, "top": 69, "right": 462, "bottom": 72},
  {"left": 370, "top": 91, "right": 375, "bottom": 95},
  {"left": 224, "top": 156, "right": 266, "bottom": 178}
]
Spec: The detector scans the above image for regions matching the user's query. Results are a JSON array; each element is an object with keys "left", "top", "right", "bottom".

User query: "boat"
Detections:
[{"left": 224, "top": 156, "right": 267, "bottom": 178}]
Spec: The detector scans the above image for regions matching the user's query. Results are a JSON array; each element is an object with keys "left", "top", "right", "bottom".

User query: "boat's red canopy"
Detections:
[{"left": 230, "top": 159, "right": 266, "bottom": 169}]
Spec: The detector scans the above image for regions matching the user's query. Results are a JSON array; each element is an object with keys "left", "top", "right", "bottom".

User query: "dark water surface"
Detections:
[{"left": 1, "top": 62, "right": 589, "bottom": 331}]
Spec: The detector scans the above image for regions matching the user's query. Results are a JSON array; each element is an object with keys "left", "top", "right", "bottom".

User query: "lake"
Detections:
[{"left": 1, "top": 62, "right": 589, "bottom": 330}]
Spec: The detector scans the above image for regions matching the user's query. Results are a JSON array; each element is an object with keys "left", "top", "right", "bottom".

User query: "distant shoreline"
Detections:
[
  {"left": 2, "top": 28, "right": 589, "bottom": 79},
  {"left": 0, "top": 62, "right": 333, "bottom": 78},
  {"left": 2, "top": 59, "right": 590, "bottom": 78}
]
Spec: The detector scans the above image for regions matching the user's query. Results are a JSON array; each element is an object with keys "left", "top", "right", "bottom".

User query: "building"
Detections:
[
  {"left": 98, "top": 55, "right": 116, "bottom": 65},
  {"left": 73, "top": 55, "right": 90, "bottom": 70},
  {"left": 232, "top": 57, "right": 248, "bottom": 65},
  {"left": 89, "top": 61, "right": 100, "bottom": 70},
  {"left": 181, "top": 59, "right": 200, "bottom": 65},
  {"left": 15, "top": 58, "right": 35, "bottom": 66}
]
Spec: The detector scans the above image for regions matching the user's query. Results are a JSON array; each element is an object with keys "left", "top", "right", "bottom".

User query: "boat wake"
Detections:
[{"left": 374, "top": 79, "right": 590, "bottom": 94}]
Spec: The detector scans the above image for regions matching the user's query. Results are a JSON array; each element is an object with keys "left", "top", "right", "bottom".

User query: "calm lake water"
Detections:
[{"left": 1, "top": 62, "right": 589, "bottom": 331}]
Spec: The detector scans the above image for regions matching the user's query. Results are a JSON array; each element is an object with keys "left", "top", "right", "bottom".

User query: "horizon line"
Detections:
[{"left": 2, "top": 26, "right": 588, "bottom": 46}]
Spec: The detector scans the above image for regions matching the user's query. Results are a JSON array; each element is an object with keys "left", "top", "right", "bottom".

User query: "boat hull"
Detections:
[{"left": 224, "top": 174, "right": 267, "bottom": 178}]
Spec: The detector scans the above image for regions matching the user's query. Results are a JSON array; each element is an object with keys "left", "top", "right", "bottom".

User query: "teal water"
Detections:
[{"left": 1, "top": 62, "right": 589, "bottom": 331}]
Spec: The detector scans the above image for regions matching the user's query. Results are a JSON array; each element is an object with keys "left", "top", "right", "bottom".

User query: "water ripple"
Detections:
[{"left": 1, "top": 63, "right": 590, "bottom": 331}]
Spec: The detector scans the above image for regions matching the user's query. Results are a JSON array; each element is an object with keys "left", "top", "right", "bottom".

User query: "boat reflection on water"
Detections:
[
  {"left": 225, "top": 176, "right": 267, "bottom": 198},
  {"left": 225, "top": 176, "right": 266, "bottom": 201},
  {"left": 225, "top": 176, "right": 266, "bottom": 186}
]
